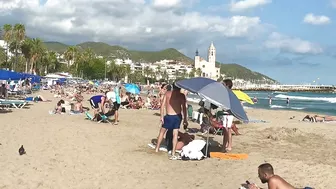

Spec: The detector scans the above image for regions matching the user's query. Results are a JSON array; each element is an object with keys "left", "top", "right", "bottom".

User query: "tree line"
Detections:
[{"left": 0, "top": 23, "right": 202, "bottom": 83}]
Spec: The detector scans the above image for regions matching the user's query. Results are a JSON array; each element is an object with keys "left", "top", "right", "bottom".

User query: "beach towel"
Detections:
[
  {"left": 210, "top": 152, "right": 248, "bottom": 160},
  {"left": 249, "top": 119, "right": 268, "bottom": 123},
  {"left": 180, "top": 140, "right": 206, "bottom": 160}
]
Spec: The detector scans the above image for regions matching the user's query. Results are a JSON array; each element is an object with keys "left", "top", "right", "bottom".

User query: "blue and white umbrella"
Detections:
[
  {"left": 176, "top": 77, "right": 248, "bottom": 122},
  {"left": 125, "top": 83, "right": 140, "bottom": 94}
]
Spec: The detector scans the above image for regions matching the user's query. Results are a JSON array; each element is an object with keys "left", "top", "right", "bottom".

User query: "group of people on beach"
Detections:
[{"left": 154, "top": 79, "right": 238, "bottom": 160}]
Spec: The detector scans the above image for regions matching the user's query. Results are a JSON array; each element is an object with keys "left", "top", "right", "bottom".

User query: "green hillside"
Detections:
[
  {"left": 44, "top": 41, "right": 193, "bottom": 64},
  {"left": 43, "top": 41, "right": 276, "bottom": 82},
  {"left": 216, "top": 62, "right": 277, "bottom": 83},
  {"left": 43, "top": 42, "right": 68, "bottom": 52}
]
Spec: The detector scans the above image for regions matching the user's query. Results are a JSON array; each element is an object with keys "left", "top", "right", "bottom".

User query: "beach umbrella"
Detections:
[
  {"left": 176, "top": 77, "right": 248, "bottom": 122},
  {"left": 232, "top": 90, "right": 254, "bottom": 105},
  {"left": 125, "top": 83, "right": 140, "bottom": 94},
  {"left": 88, "top": 81, "right": 94, "bottom": 85},
  {"left": 176, "top": 77, "right": 249, "bottom": 157}
]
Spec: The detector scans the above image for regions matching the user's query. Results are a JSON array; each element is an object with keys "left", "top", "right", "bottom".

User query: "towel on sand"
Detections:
[{"left": 210, "top": 152, "right": 248, "bottom": 160}]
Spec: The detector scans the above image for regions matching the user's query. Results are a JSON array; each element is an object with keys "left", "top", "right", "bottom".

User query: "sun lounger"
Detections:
[
  {"left": 85, "top": 111, "right": 111, "bottom": 124},
  {"left": 0, "top": 99, "right": 28, "bottom": 109}
]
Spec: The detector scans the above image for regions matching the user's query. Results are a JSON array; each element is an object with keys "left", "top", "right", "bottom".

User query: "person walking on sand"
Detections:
[
  {"left": 155, "top": 83, "right": 188, "bottom": 160},
  {"left": 222, "top": 79, "right": 234, "bottom": 152},
  {"left": 107, "top": 86, "right": 121, "bottom": 125},
  {"left": 248, "top": 163, "right": 295, "bottom": 189}
]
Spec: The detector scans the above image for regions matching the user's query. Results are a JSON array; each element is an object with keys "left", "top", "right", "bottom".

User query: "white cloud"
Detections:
[
  {"left": 152, "top": 0, "right": 181, "bottom": 9},
  {"left": 264, "top": 32, "right": 323, "bottom": 54},
  {"left": 303, "top": 13, "right": 331, "bottom": 25},
  {"left": 229, "top": 0, "right": 271, "bottom": 12},
  {"left": 331, "top": 0, "right": 336, "bottom": 8},
  {"left": 0, "top": 0, "right": 266, "bottom": 51}
]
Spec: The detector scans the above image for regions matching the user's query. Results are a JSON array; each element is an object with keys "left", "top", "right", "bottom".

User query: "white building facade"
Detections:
[{"left": 194, "top": 42, "right": 220, "bottom": 80}]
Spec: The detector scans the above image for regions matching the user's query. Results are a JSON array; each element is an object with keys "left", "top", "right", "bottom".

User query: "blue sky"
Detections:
[
  {"left": 1, "top": 0, "right": 336, "bottom": 84},
  {"left": 193, "top": 0, "right": 336, "bottom": 84}
]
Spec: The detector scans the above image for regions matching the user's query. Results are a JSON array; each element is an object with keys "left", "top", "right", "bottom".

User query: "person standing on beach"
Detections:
[
  {"left": 222, "top": 79, "right": 234, "bottom": 152},
  {"left": 248, "top": 163, "right": 295, "bottom": 189},
  {"left": 155, "top": 83, "right": 188, "bottom": 160},
  {"left": 108, "top": 86, "right": 121, "bottom": 125},
  {"left": 286, "top": 97, "right": 290, "bottom": 106}
]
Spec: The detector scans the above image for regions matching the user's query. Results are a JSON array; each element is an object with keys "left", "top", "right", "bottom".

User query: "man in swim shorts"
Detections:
[
  {"left": 248, "top": 163, "right": 295, "bottom": 189},
  {"left": 155, "top": 83, "right": 188, "bottom": 160}
]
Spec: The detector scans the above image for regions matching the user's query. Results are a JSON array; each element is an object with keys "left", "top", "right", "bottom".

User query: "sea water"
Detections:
[{"left": 187, "top": 91, "right": 336, "bottom": 116}]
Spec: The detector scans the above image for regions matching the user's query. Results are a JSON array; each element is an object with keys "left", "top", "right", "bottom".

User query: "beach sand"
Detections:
[{"left": 1, "top": 90, "right": 335, "bottom": 189}]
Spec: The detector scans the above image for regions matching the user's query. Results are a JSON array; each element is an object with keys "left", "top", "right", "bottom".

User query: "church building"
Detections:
[{"left": 194, "top": 42, "right": 220, "bottom": 80}]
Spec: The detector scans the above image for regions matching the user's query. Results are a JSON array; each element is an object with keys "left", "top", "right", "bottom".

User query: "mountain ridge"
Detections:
[{"left": 43, "top": 41, "right": 277, "bottom": 83}]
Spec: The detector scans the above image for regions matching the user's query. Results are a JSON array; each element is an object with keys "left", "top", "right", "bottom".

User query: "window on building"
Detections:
[{"left": 202, "top": 65, "right": 205, "bottom": 68}]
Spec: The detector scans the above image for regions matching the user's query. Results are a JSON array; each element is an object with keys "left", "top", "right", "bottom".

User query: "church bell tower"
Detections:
[{"left": 208, "top": 42, "right": 216, "bottom": 64}]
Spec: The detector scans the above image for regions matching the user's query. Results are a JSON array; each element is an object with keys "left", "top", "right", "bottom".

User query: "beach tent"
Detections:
[
  {"left": 0, "top": 69, "right": 23, "bottom": 80},
  {"left": 21, "top": 73, "right": 41, "bottom": 83}
]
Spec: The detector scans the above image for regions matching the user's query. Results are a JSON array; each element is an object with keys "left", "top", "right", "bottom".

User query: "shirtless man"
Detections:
[
  {"left": 248, "top": 163, "right": 295, "bottom": 189},
  {"left": 155, "top": 83, "right": 188, "bottom": 159}
]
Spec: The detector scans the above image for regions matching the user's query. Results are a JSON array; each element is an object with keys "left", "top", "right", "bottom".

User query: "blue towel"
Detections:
[{"left": 25, "top": 97, "right": 34, "bottom": 101}]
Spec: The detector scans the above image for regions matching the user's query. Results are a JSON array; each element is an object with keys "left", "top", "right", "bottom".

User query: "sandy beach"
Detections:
[{"left": 1, "top": 90, "right": 336, "bottom": 189}]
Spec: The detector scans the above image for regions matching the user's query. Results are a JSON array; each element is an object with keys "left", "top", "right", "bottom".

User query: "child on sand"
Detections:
[{"left": 55, "top": 100, "right": 65, "bottom": 114}]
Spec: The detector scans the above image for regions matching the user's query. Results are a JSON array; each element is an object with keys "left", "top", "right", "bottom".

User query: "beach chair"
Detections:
[
  {"left": 97, "top": 113, "right": 111, "bottom": 124},
  {"left": 187, "top": 104, "right": 193, "bottom": 120},
  {"left": 0, "top": 101, "right": 11, "bottom": 109},
  {"left": 0, "top": 99, "right": 28, "bottom": 109},
  {"left": 85, "top": 111, "right": 94, "bottom": 120},
  {"left": 85, "top": 111, "right": 111, "bottom": 124}
]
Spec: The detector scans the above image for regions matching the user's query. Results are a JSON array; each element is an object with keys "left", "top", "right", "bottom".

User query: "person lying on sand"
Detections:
[
  {"left": 303, "top": 115, "right": 336, "bottom": 122},
  {"left": 248, "top": 163, "right": 295, "bottom": 189},
  {"left": 176, "top": 132, "right": 195, "bottom": 150}
]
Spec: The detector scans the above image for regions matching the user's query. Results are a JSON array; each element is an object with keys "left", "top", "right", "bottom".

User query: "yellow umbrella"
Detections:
[
  {"left": 232, "top": 90, "right": 254, "bottom": 104},
  {"left": 88, "top": 81, "right": 94, "bottom": 85}
]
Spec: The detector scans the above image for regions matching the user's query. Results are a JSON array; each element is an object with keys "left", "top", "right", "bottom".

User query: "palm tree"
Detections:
[
  {"left": 64, "top": 46, "right": 77, "bottom": 67},
  {"left": 13, "top": 24, "right": 25, "bottom": 70},
  {"left": 162, "top": 70, "right": 168, "bottom": 81},
  {"left": 123, "top": 64, "right": 131, "bottom": 82},
  {"left": 44, "top": 51, "right": 58, "bottom": 74},
  {"left": 2, "top": 24, "right": 13, "bottom": 66},
  {"left": 182, "top": 69, "right": 187, "bottom": 78},
  {"left": 144, "top": 66, "right": 150, "bottom": 78},
  {"left": 189, "top": 67, "right": 196, "bottom": 78},
  {"left": 20, "top": 38, "right": 33, "bottom": 73},
  {"left": 29, "top": 38, "right": 43, "bottom": 74},
  {"left": 156, "top": 65, "right": 161, "bottom": 80},
  {"left": 0, "top": 47, "right": 5, "bottom": 66},
  {"left": 196, "top": 68, "right": 202, "bottom": 77}
]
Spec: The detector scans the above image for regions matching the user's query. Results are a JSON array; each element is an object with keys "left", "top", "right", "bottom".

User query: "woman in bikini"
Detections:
[{"left": 303, "top": 115, "right": 336, "bottom": 122}]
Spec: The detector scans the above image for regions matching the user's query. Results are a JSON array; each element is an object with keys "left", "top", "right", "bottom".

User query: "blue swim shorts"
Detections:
[{"left": 163, "top": 114, "right": 182, "bottom": 130}]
